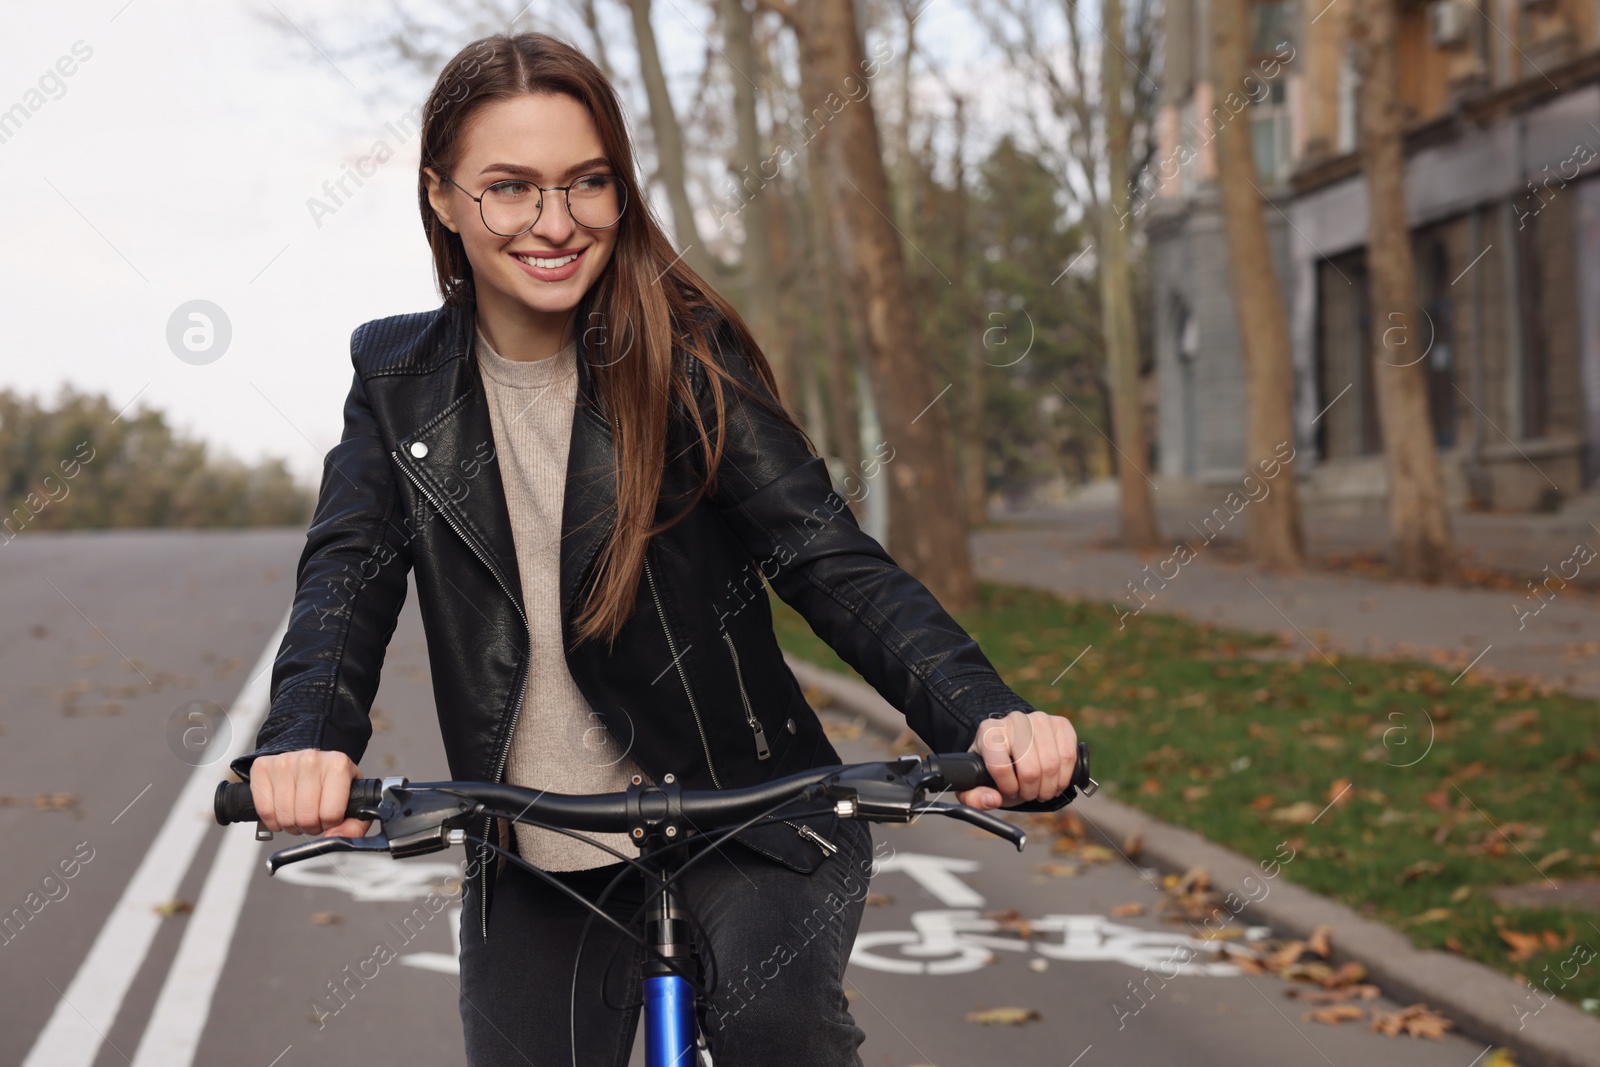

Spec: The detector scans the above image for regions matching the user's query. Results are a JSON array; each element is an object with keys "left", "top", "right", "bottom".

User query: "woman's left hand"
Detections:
[{"left": 957, "top": 709, "right": 1078, "bottom": 810}]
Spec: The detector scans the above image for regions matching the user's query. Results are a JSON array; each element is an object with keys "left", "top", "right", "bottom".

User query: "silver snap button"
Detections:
[
  {"left": 785, "top": 717, "right": 796, "bottom": 734},
  {"left": 409, "top": 440, "right": 428, "bottom": 458}
]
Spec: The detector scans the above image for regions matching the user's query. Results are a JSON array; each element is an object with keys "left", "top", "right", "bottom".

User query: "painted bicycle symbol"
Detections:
[{"left": 851, "top": 909, "right": 1260, "bottom": 976}]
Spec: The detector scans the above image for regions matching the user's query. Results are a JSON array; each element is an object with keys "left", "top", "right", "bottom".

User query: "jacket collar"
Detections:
[{"left": 390, "top": 291, "right": 616, "bottom": 639}]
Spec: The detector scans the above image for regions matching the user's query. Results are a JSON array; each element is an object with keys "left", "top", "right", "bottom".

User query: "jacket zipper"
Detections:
[
  {"left": 715, "top": 600, "right": 833, "bottom": 851},
  {"left": 643, "top": 552, "right": 722, "bottom": 788},
  {"left": 719, "top": 629, "right": 770, "bottom": 760},
  {"left": 392, "top": 449, "right": 529, "bottom": 940}
]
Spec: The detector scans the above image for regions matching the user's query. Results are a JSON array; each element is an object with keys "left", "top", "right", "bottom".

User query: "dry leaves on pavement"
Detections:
[
  {"left": 1303, "top": 1004, "right": 1364, "bottom": 1025},
  {"left": 984, "top": 909, "right": 1035, "bottom": 940},
  {"left": 964, "top": 1007, "right": 1041, "bottom": 1026},
  {"left": 1368, "top": 1004, "right": 1454, "bottom": 1039}
]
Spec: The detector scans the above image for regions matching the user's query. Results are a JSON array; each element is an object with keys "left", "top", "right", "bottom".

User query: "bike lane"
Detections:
[{"left": 830, "top": 725, "right": 1496, "bottom": 1066}]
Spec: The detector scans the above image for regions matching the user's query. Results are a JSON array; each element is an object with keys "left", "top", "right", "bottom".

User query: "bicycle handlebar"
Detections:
[
  {"left": 214, "top": 743, "right": 1092, "bottom": 828},
  {"left": 215, "top": 743, "right": 1094, "bottom": 872}
]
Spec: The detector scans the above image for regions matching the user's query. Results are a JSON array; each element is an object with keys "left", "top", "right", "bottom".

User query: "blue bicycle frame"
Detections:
[
  {"left": 640, "top": 875, "right": 707, "bottom": 1067},
  {"left": 643, "top": 974, "right": 698, "bottom": 1066}
]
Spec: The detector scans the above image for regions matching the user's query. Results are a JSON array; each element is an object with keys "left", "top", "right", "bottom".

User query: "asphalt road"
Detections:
[{"left": 3, "top": 528, "right": 1497, "bottom": 1066}]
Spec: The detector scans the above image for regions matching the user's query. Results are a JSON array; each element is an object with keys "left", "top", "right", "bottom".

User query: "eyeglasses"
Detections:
[{"left": 438, "top": 170, "right": 627, "bottom": 235}]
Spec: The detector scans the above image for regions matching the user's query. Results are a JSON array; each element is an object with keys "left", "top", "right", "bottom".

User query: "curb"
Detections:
[{"left": 786, "top": 654, "right": 1600, "bottom": 1067}]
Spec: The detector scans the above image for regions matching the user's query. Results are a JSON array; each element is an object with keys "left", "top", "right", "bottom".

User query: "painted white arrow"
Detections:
[{"left": 871, "top": 852, "right": 985, "bottom": 907}]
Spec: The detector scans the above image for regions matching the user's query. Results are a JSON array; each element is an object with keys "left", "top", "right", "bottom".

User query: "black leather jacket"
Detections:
[{"left": 234, "top": 290, "right": 1067, "bottom": 939}]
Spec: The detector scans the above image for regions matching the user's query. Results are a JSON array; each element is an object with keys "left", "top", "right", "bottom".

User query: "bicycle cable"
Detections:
[{"left": 564, "top": 798, "right": 841, "bottom": 1067}]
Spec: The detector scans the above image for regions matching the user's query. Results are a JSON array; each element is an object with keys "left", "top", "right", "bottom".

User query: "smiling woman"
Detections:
[{"left": 234, "top": 28, "right": 1078, "bottom": 1067}]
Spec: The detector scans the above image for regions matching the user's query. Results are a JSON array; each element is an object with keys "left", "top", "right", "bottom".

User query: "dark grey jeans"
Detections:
[{"left": 457, "top": 818, "right": 874, "bottom": 1067}]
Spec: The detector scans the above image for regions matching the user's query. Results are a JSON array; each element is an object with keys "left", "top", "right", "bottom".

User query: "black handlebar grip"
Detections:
[
  {"left": 935, "top": 741, "right": 1093, "bottom": 795},
  {"left": 213, "top": 778, "right": 388, "bottom": 826},
  {"left": 214, "top": 782, "right": 257, "bottom": 825}
]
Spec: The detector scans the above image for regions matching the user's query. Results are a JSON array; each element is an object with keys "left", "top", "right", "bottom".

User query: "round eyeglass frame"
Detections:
[{"left": 438, "top": 170, "right": 627, "bottom": 236}]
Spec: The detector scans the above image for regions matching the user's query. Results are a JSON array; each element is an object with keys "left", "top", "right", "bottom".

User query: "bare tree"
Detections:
[
  {"left": 720, "top": 0, "right": 791, "bottom": 398},
  {"left": 970, "top": 0, "right": 1161, "bottom": 548},
  {"left": 757, "top": 0, "right": 978, "bottom": 609},
  {"left": 1350, "top": 0, "right": 1457, "bottom": 581},
  {"left": 625, "top": 0, "right": 717, "bottom": 280},
  {"left": 1210, "top": 0, "right": 1305, "bottom": 567},
  {"left": 1098, "top": 0, "right": 1160, "bottom": 547}
]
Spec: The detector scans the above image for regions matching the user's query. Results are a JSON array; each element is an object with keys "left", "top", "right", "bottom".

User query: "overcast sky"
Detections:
[{"left": 1, "top": 0, "right": 1015, "bottom": 487}]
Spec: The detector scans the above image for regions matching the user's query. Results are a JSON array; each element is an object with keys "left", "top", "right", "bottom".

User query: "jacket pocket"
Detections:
[{"left": 719, "top": 629, "right": 770, "bottom": 760}]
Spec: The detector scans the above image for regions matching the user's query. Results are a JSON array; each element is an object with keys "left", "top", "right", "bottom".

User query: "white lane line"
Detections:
[
  {"left": 130, "top": 820, "right": 262, "bottom": 1066},
  {"left": 23, "top": 611, "right": 287, "bottom": 1067}
]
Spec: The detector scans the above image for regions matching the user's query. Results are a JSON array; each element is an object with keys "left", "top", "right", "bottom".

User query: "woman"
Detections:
[{"left": 235, "top": 31, "right": 1078, "bottom": 1067}]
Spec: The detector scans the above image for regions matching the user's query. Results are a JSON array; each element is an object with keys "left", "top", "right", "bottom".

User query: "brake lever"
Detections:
[
  {"left": 911, "top": 801, "right": 1028, "bottom": 851},
  {"left": 266, "top": 833, "right": 392, "bottom": 874},
  {"left": 263, "top": 784, "right": 481, "bottom": 874}
]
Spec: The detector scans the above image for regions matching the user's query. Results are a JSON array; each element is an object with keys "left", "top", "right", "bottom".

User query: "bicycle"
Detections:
[{"left": 215, "top": 743, "right": 1095, "bottom": 1067}]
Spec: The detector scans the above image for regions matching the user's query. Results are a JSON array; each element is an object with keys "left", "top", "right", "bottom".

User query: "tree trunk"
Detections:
[
  {"left": 625, "top": 0, "right": 715, "bottom": 280},
  {"left": 780, "top": 0, "right": 977, "bottom": 609},
  {"left": 721, "top": 0, "right": 790, "bottom": 396},
  {"left": 1211, "top": 0, "right": 1306, "bottom": 568},
  {"left": 804, "top": 154, "right": 864, "bottom": 478},
  {"left": 1353, "top": 0, "right": 1458, "bottom": 581},
  {"left": 950, "top": 93, "right": 989, "bottom": 528},
  {"left": 576, "top": 0, "right": 616, "bottom": 84},
  {"left": 1099, "top": 0, "right": 1161, "bottom": 549}
]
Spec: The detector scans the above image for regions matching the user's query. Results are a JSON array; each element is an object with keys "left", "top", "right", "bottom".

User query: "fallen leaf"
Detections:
[
  {"left": 1123, "top": 830, "right": 1144, "bottom": 860},
  {"left": 1482, "top": 1050, "right": 1519, "bottom": 1067},
  {"left": 1183, "top": 785, "right": 1211, "bottom": 801},
  {"left": 1076, "top": 844, "right": 1117, "bottom": 865},
  {"left": 1250, "top": 794, "right": 1277, "bottom": 811},
  {"left": 1269, "top": 801, "right": 1322, "bottom": 825},
  {"left": 864, "top": 893, "right": 894, "bottom": 907},
  {"left": 1223, "top": 948, "right": 1269, "bottom": 974},
  {"left": 1326, "top": 778, "right": 1352, "bottom": 806},
  {"left": 32, "top": 792, "right": 80, "bottom": 812},
  {"left": 1110, "top": 902, "right": 1145, "bottom": 917},
  {"left": 1303, "top": 1004, "right": 1364, "bottom": 1025},
  {"left": 154, "top": 900, "right": 194, "bottom": 917},
  {"left": 1307, "top": 925, "right": 1333, "bottom": 959},
  {"left": 964, "top": 1007, "right": 1040, "bottom": 1026},
  {"left": 311, "top": 911, "right": 343, "bottom": 925},
  {"left": 1398, "top": 908, "right": 1453, "bottom": 928},
  {"left": 1400, "top": 859, "right": 1444, "bottom": 882},
  {"left": 1266, "top": 941, "right": 1307, "bottom": 970},
  {"left": 1369, "top": 1003, "right": 1453, "bottom": 1039},
  {"left": 1536, "top": 848, "right": 1572, "bottom": 872},
  {"left": 1034, "top": 863, "right": 1080, "bottom": 879},
  {"left": 1499, "top": 929, "right": 1543, "bottom": 963},
  {"left": 1449, "top": 885, "right": 1472, "bottom": 903},
  {"left": 984, "top": 909, "right": 1034, "bottom": 939},
  {"left": 1282, "top": 962, "right": 1334, "bottom": 985},
  {"left": 1321, "top": 961, "right": 1367, "bottom": 988}
]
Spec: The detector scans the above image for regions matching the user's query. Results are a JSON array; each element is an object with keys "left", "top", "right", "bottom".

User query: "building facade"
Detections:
[{"left": 1148, "top": 0, "right": 1600, "bottom": 512}]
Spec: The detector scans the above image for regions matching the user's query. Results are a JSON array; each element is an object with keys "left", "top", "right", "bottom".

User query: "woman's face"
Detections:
[{"left": 425, "top": 92, "right": 621, "bottom": 325}]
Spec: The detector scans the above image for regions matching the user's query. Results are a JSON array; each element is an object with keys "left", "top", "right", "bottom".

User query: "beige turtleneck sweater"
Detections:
[{"left": 475, "top": 324, "right": 648, "bottom": 870}]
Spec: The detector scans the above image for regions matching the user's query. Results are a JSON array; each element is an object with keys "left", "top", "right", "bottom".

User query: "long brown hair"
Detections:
[{"left": 417, "top": 32, "right": 810, "bottom": 648}]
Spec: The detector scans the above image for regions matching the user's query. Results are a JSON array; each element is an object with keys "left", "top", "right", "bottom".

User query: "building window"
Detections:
[
  {"left": 1336, "top": 45, "right": 1359, "bottom": 155},
  {"left": 1251, "top": 80, "right": 1292, "bottom": 185}
]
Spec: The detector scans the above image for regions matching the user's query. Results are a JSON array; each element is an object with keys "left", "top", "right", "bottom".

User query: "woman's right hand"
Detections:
[{"left": 248, "top": 749, "right": 372, "bottom": 838}]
